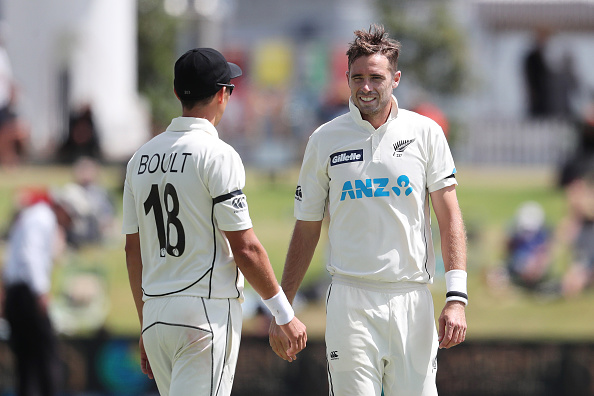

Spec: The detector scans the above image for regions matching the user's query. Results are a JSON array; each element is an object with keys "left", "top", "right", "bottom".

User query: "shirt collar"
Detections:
[
  {"left": 348, "top": 95, "right": 399, "bottom": 131},
  {"left": 387, "top": 96, "right": 399, "bottom": 120},
  {"left": 166, "top": 117, "right": 219, "bottom": 138}
]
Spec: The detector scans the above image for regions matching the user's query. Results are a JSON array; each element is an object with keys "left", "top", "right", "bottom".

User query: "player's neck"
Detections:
[
  {"left": 182, "top": 105, "right": 218, "bottom": 126},
  {"left": 181, "top": 91, "right": 225, "bottom": 126}
]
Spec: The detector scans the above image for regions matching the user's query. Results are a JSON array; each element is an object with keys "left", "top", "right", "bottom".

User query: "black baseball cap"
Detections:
[{"left": 174, "top": 48, "right": 242, "bottom": 100}]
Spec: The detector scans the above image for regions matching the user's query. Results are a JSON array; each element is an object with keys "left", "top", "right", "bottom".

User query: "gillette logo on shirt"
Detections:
[{"left": 330, "top": 150, "right": 364, "bottom": 166}]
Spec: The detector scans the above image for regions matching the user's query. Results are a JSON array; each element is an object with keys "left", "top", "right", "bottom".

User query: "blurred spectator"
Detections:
[
  {"left": 558, "top": 93, "right": 594, "bottom": 188},
  {"left": 56, "top": 104, "right": 103, "bottom": 164},
  {"left": 1, "top": 186, "right": 84, "bottom": 396},
  {"left": 558, "top": 168, "right": 594, "bottom": 298},
  {"left": 1, "top": 188, "right": 50, "bottom": 241},
  {"left": 487, "top": 202, "right": 553, "bottom": 294},
  {"left": 317, "top": 80, "right": 350, "bottom": 124},
  {"left": 0, "top": 39, "right": 29, "bottom": 167},
  {"left": 550, "top": 107, "right": 594, "bottom": 298},
  {"left": 523, "top": 30, "right": 554, "bottom": 118},
  {"left": 505, "top": 202, "right": 552, "bottom": 290},
  {"left": 49, "top": 183, "right": 91, "bottom": 248},
  {"left": 68, "top": 157, "right": 115, "bottom": 245},
  {"left": 551, "top": 51, "right": 579, "bottom": 120}
]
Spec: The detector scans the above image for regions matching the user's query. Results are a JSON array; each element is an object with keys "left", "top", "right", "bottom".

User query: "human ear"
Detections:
[{"left": 392, "top": 71, "right": 401, "bottom": 88}]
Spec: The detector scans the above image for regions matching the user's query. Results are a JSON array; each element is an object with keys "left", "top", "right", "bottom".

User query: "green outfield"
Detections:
[{"left": 1, "top": 164, "right": 593, "bottom": 340}]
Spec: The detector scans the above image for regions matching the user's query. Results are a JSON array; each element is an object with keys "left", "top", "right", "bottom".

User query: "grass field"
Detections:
[{"left": 1, "top": 164, "right": 593, "bottom": 341}]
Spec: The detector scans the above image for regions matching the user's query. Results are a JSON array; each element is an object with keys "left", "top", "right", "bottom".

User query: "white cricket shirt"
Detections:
[
  {"left": 3, "top": 202, "right": 57, "bottom": 295},
  {"left": 295, "top": 97, "right": 457, "bottom": 284},
  {"left": 122, "top": 117, "right": 252, "bottom": 301}
]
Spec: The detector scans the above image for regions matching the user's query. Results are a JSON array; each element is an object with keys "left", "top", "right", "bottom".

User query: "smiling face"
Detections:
[{"left": 347, "top": 53, "right": 400, "bottom": 129}]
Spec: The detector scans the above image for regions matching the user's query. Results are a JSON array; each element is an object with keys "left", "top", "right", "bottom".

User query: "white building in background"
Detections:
[
  {"left": 2, "top": 0, "right": 150, "bottom": 162},
  {"left": 449, "top": 0, "right": 594, "bottom": 165},
  {"left": 458, "top": 0, "right": 594, "bottom": 120}
]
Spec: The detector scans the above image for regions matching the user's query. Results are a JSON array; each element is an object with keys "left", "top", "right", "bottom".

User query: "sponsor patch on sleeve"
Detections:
[{"left": 295, "top": 185, "right": 303, "bottom": 201}]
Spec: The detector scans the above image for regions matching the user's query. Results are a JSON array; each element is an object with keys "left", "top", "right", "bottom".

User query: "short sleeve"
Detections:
[
  {"left": 426, "top": 122, "right": 458, "bottom": 193},
  {"left": 207, "top": 147, "right": 253, "bottom": 231},
  {"left": 121, "top": 163, "right": 139, "bottom": 234},
  {"left": 294, "top": 134, "right": 329, "bottom": 221}
]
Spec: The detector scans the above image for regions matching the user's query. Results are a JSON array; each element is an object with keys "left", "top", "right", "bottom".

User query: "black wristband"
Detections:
[{"left": 446, "top": 291, "right": 468, "bottom": 300}]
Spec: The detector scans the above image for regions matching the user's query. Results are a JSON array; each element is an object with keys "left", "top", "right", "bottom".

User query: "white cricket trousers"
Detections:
[
  {"left": 326, "top": 275, "right": 439, "bottom": 396},
  {"left": 142, "top": 296, "right": 242, "bottom": 396}
]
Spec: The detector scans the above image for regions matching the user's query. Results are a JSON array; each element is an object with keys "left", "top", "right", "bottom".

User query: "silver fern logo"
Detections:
[{"left": 393, "top": 139, "right": 415, "bottom": 157}]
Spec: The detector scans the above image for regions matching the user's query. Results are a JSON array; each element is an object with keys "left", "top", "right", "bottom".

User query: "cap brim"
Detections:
[{"left": 228, "top": 62, "right": 242, "bottom": 79}]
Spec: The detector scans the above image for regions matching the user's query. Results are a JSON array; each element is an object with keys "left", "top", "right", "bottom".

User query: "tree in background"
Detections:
[
  {"left": 377, "top": 0, "right": 470, "bottom": 95},
  {"left": 137, "top": 0, "right": 179, "bottom": 133}
]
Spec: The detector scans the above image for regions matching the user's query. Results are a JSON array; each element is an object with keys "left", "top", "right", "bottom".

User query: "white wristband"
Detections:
[
  {"left": 262, "top": 288, "right": 295, "bottom": 325},
  {"left": 445, "top": 269, "right": 468, "bottom": 306}
]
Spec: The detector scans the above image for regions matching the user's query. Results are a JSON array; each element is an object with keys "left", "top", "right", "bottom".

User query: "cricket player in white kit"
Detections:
[
  {"left": 269, "top": 25, "right": 467, "bottom": 395},
  {"left": 123, "top": 48, "right": 306, "bottom": 396}
]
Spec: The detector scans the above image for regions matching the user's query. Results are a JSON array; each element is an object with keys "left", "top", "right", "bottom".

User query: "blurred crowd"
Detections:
[
  {"left": 488, "top": 164, "right": 594, "bottom": 299},
  {"left": 483, "top": 29, "right": 594, "bottom": 299},
  {"left": 4, "top": 157, "right": 116, "bottom": 247},
  {"left": 486, "top": 46, "right": 594, "bottom": 297},
  {"left": 0, "top": 155, "right": 116, "bottom": 394}
]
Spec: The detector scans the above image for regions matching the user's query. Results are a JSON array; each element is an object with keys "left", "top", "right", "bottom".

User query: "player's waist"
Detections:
[
  {"left": 141, "top": 277, "right": 243, "bottom": 301},
  {"left": 331, "top": 273, "right": 426, "bottom": 293}
]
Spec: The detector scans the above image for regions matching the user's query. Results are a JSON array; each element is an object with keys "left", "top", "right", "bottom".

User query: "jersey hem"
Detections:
[{"left": 331, "top": 273, "right": 428, "bottom": 293}]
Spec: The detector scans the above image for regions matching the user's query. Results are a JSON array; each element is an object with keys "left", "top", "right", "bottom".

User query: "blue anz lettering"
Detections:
[
  {"left": 355, "top": 179, "right": 372, "bottom": 198},
  {"left": 340, "top": 176, "right": 413, "bottom": 201},
  {"left": 373, "top": 178, "right": 389, "bottom": 197},
  {"left": 340, "top": 181, "right": 355, "bottom": 201}
]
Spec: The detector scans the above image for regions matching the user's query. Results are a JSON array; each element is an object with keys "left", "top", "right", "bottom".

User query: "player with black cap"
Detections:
[{"left": 122, "top": 48, "right": 307, "bottom": 395}]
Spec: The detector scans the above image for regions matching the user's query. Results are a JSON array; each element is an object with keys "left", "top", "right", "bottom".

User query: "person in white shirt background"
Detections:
[{"left": 2, "top": 188, "right": 82, "bottom": 396}]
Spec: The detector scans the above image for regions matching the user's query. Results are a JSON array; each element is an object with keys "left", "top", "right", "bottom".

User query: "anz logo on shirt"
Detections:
[{"left": 340, "top": 175, "right": 413, "bottom": 201}]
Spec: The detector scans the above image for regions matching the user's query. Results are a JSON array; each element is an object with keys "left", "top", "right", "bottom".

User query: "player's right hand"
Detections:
[
  {"left": 269, "top": 317, "right": 307, "bottom": 362},
  {"left": 139, "top": 335, "right": 154, "bottom": 379}
]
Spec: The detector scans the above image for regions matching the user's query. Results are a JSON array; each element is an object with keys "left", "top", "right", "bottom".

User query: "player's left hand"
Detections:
[
  {"left": 438, "top": 301, "right": 467, "bottom": 349},
  {"left": 139, "top": 335, "right": 154, "bottom": 379}
]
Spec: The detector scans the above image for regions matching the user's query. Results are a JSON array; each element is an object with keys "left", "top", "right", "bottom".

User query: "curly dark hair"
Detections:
[{"left": 346, "top": 24, "right": 401, "bottom": 73}]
